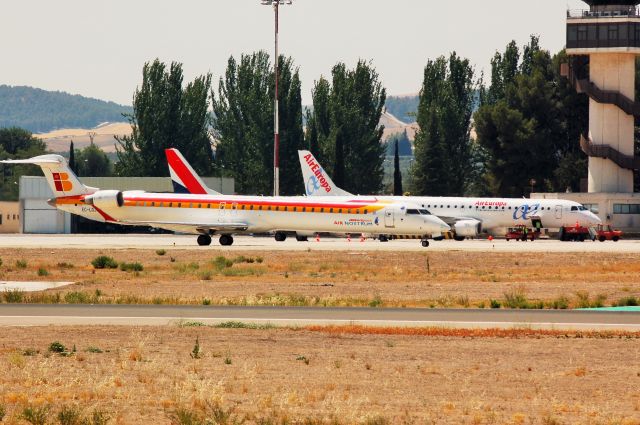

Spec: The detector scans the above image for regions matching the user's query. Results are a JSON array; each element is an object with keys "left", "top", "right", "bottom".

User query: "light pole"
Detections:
[{"left": 261, "top": 0, "right": 292, "bottom": 196}]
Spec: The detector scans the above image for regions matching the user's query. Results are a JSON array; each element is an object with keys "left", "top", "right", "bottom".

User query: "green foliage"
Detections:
[
  {"left": 369, "top": 295, "right": 383, "bottom": 308},
  {"left": 155, "top": 249, "right": 166, "bottom": 256},
  {"left": 392, "top": 140, "right": 403, "bottom": 195},
  {"left": 212, "top": 51, "right": 305, "bottom": 195},
  {"left": 119, "top": 262, "right": 143, "bottom": 272},
  {"left": 85, "top": 346, "right": 103, "bottom": 353},
  {"left": 305, "top": 60, "right": 387, "bottom": 194},
  {"left": 64, "top": 291, "right": 91, "bottom": 304},
  {"left": 385, "top": 95, "right": 419, "bottom": 123},
  {"left": 21, "top": 405, "right": 50, "bottom": 425},
  {"left": 3, "top": 289, "right": 24, "bottom": 303},
  {"left": 490, "top": 299, "right": 501, "bottom": 309},
  {"left": 0, "top": 257, "right": 3, "bottom": 267},
  {"left": 0, "top": 404, "right": 5, "bottom": 421},
  {"left": 614, "top": 296, "right": 639, "bottom": 307},
  {"left": 49, "top": 341, "right": 66, "bottom": 353},
  {"left": 116, "top": 59, "right": 213, "bottom": 177},
  {"left": 37, "top": 267, "right": 49, "bottom": 276},
  {"left": 412, "top": 52, "right": 476, "bottom": 196},
  {"left": 214, "top": 321, "right": 275, "bottom": 330},
  {"left": 190, "top": 337, "right": 202, "bottom": 359},
  {"left": 0, "top": 127, "right": 46, "bottom": 200},
  {"left": 74, "top": 143, "right": 112, "bottom": 177},
  {"left": 91, "top": 256, "right": 118, "bottom": 269},
  {"left": 16, "top": 259, "right": 27, "bottom": 269},
  {"left": 0, "top": 85, "right": 131, "bottom": 133},
  {"left": 58, "top": 405, "right": 82, "bottom": 425},
  {"left": 213, "top": 256, "right": 233, "bottom": 270},
  {"left": 474, "top": 37, "right": 588, "bottom": 195}
]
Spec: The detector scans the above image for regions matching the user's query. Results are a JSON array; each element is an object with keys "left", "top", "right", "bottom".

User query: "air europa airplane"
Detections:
[
  {"left": 1, "top": 154, "right": 449, "bottom": 247},
  {"left": 297, "top": 150, "right": 601, "bottom": 239}
]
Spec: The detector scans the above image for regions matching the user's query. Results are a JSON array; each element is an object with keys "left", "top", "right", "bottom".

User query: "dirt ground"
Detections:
[
  {"left": 1, "top": 249, "right": 639, "bottom": 308},
  {"left": 0, "top": 326, "right": 639, "bottom": 424}
]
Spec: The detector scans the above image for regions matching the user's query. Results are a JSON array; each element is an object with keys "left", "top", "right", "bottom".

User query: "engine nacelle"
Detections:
[
  {"left": 84, "top": 190, "right": 124, "bottom": 210},
  {"left": 453, "top": 219, "right": 482, "bottom": 238}
]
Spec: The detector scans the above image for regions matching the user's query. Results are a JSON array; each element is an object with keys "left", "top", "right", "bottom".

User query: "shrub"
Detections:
[
  {"left": 16, "top": 259, "right": 27, "bottom": 269},
  {"left": 58, "top": 405, "right": 82, "bottom": 425},
  {"left": 224, "top": 356, "right": 232, "bottom": 365},
  {"left": 155, "top": 249, "right": 166, "bottom": 256},
  {"left": 21, "top": 405, "right": 50, "bottom": 425},
  {"left": 213, "top": 256, "right": 233, "bottom": 270},
  {"left": 0, "top": 257, "right": 3, "bottom": 267},
  {"left": 91, "top": 256, "right": 117, "bottom": 269},
  {"left": 57, "top": 262, "right": 74, "bottom": 269},
  {"left": 503, "top": 288, "right": 534, "bottom": 309},
  {"left": 549, "top": 296, "right": 569, "bottom": 310},
  {"left": 64, "top": 291, "right": 90, "bottom": 304},
  {"left": 490, "top": 299, "right": 501, "bottom": 309},
  {"left": 120, "top": 262, "right": 143, "bottom": 272},
  {"left": 369, "top": 295, "right": 383, "bottom": 308},
  {"left": 199, "top": 271, "right": 212, "bottom": 281},
  {"left": 22, "top": 348, "right": 38, "bottom": 356},
  {"left": 0, "top": 404, "right": 5, "bottom": 421},
  {"left": 86, "top": 410, "right": 110, "bottom": 425},
  {"left": 190, "top": 337, "right": 202, "bottom": 359},
  {"left": 86, "top": 346, "right": 103, "bottom": 353},
  {"left": 202, "top": 298, "right": 211, "bottom": 305},
  {"left": 48, "top": 341, "right": 66, "bottom": 353},
  {"left": 615, "top": 296, "right": 639, "bottom": 307},
  {"left": 3, "top": 289, "right": 24, "bottom": 303},
  {"left": 37, "top": 267, "right": 49, "bottom": 276}
]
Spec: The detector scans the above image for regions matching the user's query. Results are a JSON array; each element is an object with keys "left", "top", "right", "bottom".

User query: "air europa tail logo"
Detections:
[
  {"left": 52, "top": 172, "right": 72, "bottom": 191},
  {"left": 304, "top": 154, "right": 332, "bottom": 194}
]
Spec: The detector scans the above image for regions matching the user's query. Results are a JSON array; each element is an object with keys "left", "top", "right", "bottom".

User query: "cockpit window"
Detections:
[
  {"left": 406, "top": 209, "right": 420, "bottom": 215},
  {"left": 419, "top": 209, "right": 431, "bottom": 215},
  {"left": 571, "top": 206, "right": 588, "bottom": 211}
]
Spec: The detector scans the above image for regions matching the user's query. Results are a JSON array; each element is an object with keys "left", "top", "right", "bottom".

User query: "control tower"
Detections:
[{"left": 565, "top": 0, "right": 640, "bottom": 192}]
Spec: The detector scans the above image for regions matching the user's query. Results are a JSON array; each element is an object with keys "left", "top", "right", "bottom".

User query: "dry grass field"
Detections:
[
  {"left": 1, "top": 325, "right": 640, "bottom": 424},
  {"left": 1, "top": 249, "right": 639, "bottom": 309}
]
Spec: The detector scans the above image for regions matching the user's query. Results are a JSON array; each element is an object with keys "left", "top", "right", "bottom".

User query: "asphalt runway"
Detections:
[
  {"left": 1, "top": 304, "right": 639, "bottom": 330},
  {"left": 0, "top": 234, "right": 639, "bottom": 252}
]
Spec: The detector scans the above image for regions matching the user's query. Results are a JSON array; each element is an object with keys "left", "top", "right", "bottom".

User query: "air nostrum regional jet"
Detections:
[
  {"left": 297, "top": 150, "right": 601, "bottom": 240},
  {"left": 1, "top": 153, "right": 449, "bottom": 247}
]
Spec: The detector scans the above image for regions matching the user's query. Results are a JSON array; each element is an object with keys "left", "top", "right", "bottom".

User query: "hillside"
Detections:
[
  {"left": 0, "top": 85, "right": 132, "bottom": 133},
  {"left": 385, "top": 94, "right": 419, "bottom": 124}
]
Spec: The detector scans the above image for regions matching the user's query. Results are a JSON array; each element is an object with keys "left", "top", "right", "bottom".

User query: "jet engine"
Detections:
[
  {"left": 453, "top": 219, "right": 482, "bottom": 237},
  {"left": 84, "top": 190, "right": 124, "bottom": 209}
]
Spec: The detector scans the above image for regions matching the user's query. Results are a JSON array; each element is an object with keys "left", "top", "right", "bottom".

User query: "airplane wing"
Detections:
[{"left": 118, "top": 220, "right": 249, "bottom": 235}]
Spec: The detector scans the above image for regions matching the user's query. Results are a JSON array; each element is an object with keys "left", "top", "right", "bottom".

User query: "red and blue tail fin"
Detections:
[{"left": 165, "top": 148, "right": 220, "bottom": 195}]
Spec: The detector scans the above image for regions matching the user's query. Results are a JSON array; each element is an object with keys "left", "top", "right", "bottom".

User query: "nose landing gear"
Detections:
[{"left": 421, "top": 238, "right": 429, "bottom": 247}]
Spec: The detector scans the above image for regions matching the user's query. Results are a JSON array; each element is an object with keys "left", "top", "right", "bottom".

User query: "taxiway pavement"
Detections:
[{"left": 1, "top": 304, "right": 639, "bottom": 330}]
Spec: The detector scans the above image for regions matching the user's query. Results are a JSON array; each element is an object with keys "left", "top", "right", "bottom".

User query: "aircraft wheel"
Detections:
[
  {"left": 275, "top": 232, "right": 287, "bottom": 242},
  {"left": 421, "top": 240, "right": 429, "bottom": 248},
  {"left": 197, "top": 234, "right": 212, "bottom": 246},
  {"left": 454, "top": 235, "right": 465, "bottom": 241},
  {"left": 219, "top": 234, "right": 234, "bottom": 246},
  {"left": 378, "top": 235, "right": 389, "bottom": 242},
  {"left": 296, "top": 235, "right": 308, "bottom": 242}
]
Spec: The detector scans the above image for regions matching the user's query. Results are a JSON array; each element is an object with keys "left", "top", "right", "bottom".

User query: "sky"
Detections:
[{"left": 1, "top": 0, "right": 587, "bottom": 106}]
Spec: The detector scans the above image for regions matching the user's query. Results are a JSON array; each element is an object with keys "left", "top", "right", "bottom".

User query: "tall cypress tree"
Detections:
[
  {"left": 393, "top": 139, "right": 403, "bottom": 195},
  {"left": 69, "top": 140, "right": 76, "bottom": 175}
]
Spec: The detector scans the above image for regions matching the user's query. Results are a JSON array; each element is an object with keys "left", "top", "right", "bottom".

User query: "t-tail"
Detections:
[
  {"left": 0, "top": 154, "right": 96, "bottom": 197},
  {"left": 297, "top": 150, "right": 352, "bottom": 196},
  {"left": 165, "top": 148, "right": 220, "bottom": 195}
]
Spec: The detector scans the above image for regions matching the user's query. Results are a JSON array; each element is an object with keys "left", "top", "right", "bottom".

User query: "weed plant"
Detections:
[{"left": 91, "top": 256, "right": 117, "bottom": 269}]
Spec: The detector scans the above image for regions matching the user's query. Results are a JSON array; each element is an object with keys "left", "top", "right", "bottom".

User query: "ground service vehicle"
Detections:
[
  {"left": 505, "top": 226, "right": 537, "bottom": 241},
  {"left": 595, "top": 224, "right": 622, "bottom": 242}
]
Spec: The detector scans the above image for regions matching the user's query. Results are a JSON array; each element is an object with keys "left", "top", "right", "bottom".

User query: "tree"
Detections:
[
  {"left": 69, "top": 141, "right": 76, "bottom": 175},
  {"left": 0, "top": 127, "right": 46, "bottom": 200},
  {"left": 115, "top": 59, "right": 213, "bottom": 177},
  {"left": 393, "top": 140, "right": 403, "bottom": 195},
  {"left": 412, "top": 53, "right": 476, "bottom": 196},
  {"left": 385, "top": 130, "right": 412, "bottom": 156},
  {"left": 474, "top": 37, "right": 588, "bottom": 196},
  {"left": 76, "top": 144, "right": 112, "bottom": 177},
  {"left": 305, "top": 60, "right": 387, "bottom": 194},
  {"left": 212, "top": 52, "right": 304, "bottom": 195}
]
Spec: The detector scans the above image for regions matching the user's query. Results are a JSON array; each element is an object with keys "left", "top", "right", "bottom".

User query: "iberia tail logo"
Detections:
[{"left": 52, "top": 172, "right": 73, "bottom": 192}]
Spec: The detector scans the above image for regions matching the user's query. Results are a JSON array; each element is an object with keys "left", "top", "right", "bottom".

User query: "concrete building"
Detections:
[
  {"left": 18, "top": 175, "right": 234, "bottom": 234},
  {"left": 555, "top": 0, "right": 640, "bottom": 232}
]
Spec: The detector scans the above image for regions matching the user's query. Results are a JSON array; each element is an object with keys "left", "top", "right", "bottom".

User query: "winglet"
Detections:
[
  {"left": 297, "top": 150, "right": 353, "bottom": 197},
  {"left": 165, "top": 148, "right": 220, "bottom": 195}
]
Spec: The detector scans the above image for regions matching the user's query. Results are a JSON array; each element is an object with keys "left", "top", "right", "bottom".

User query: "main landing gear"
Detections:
[
  {"left": 197, "top": 234, "right": 212, "bottom": 246},
  {"left": 275, "top": 231, "right": 287, "bottom": 242},
  {"left": 421, "top": 239, "right": 430, "bottom": 248},
  {"left": 219, "top": 234, "right": 234, "bottom": 246}
]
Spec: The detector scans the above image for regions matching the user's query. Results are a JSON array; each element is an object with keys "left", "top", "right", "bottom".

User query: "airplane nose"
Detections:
[{"left": 46, "top": 198, "right": 56, "bottom": 207}]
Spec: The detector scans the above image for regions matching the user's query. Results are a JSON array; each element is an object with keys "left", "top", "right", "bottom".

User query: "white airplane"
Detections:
[
  {"left": 298, "top": 150, "right": 602, "bottom": 239},
  {"left": 1, "top": 154, "right": 449, "bottom": 247}
]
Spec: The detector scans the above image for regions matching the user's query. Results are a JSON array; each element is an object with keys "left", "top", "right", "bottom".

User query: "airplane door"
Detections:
[
  {"left": 219, "top": 202, "right": 227, "bottom": 222},
  {"left": 384, "top": 209, "right": 395, "bottom": 228},
  {"left": 555, "top": 205, "right": 562, "bottom": 220}
]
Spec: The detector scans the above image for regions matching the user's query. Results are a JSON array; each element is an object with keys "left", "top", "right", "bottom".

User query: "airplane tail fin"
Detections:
[
  {"left": 165, "top": 148, "right": 220, "bottom": 195},
  {"left": 297, "top": 150, "right": 353, "bottom": 196},
  {"left": 0, "top": 154, "right": 96, "bottom": 197}
]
